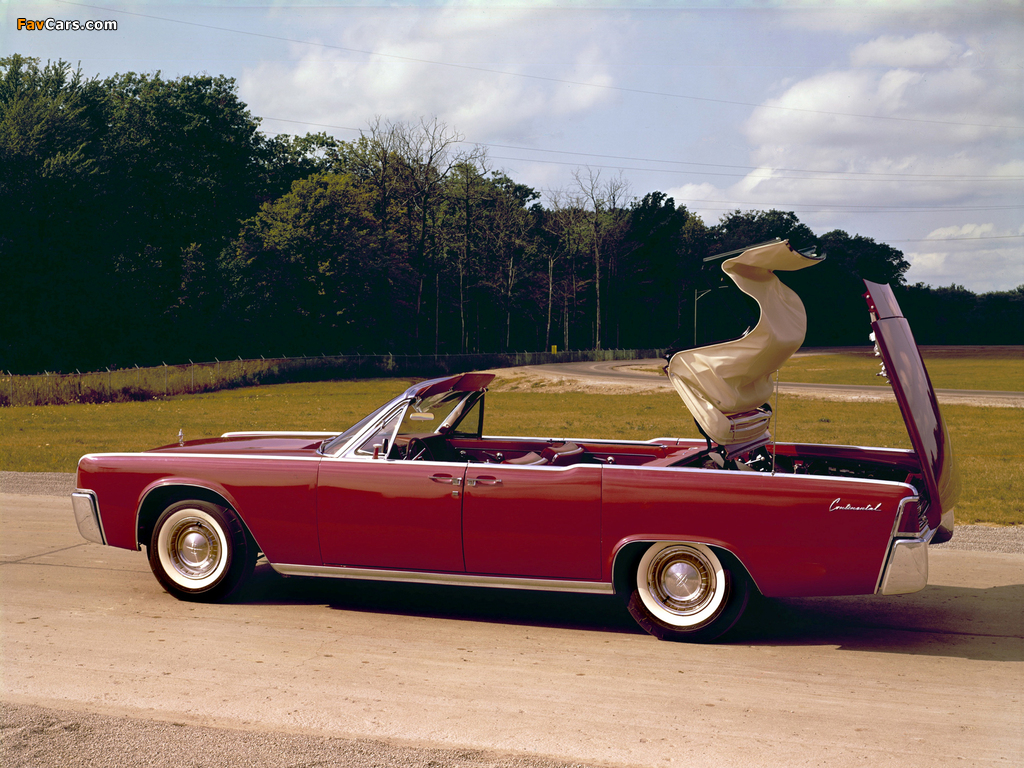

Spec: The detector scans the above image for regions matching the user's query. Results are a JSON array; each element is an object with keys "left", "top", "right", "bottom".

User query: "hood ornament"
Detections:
[{"left": 178, "top": 429, "right": 185, "bottom": 447}]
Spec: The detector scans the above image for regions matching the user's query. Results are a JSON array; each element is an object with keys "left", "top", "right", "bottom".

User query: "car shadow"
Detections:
[
  {"left": 236, "top": 564, "right": 1022, "bottom": 660},
  {"left": 236, "top": 562, "right": 641, "bottom": 635},
  {"left": 728, "top": 584, "right": 1024, "bottom": 661}
]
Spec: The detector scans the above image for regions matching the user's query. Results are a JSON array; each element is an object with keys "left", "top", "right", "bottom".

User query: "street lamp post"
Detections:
[
  {"left": 694, "top": 288, "right": 712, "bottom": 347},
  {"left": 693, "top": 286, "right": 729, "bottom": 346}
]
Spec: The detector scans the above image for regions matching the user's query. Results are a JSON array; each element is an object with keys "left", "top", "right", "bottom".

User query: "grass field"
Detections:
[{"left": 781, "top": 349, "right": 1023, "bottom": 391}]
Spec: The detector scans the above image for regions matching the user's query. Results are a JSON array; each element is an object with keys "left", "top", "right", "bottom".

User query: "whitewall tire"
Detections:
[
  {"left": 148, "top": 500, "right": 255, "bottom": 602},
  {"left": 627, "top": 542, "right": 750, "bottom": 642}
]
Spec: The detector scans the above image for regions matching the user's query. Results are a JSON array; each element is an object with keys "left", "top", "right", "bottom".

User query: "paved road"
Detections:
[
  {"left": 527, "top": 359, "right": 1024, "bottom": 407},
  {"left": 2, "top": 492, "right": 1022, "bottom": 767}
]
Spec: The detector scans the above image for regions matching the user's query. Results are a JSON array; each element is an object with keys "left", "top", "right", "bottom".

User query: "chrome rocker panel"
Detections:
[{"left": 270, "top": 562, "right": 615, "bottom": 595}]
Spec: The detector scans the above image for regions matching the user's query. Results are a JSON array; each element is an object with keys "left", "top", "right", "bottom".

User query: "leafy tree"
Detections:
[
  {"left": 712, "top": 209, "right": 816, "bottom": 253},
  {"left": 618, "top": 192, "right": 706, "bottom": 348},
  {"left": 0, "top": 55, "right": 106, "bottom": 371},
  {"left": 220, "top": 173, "right": 382, "bottom": 355}
]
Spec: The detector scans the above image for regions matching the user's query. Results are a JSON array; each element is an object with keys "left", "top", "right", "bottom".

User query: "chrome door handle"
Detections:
[
  {"left": 430, "top": 475, "right": 461, "bottom": 486},
  {"left": 467, "top": 477, "right": 502, "bottom": 487}
]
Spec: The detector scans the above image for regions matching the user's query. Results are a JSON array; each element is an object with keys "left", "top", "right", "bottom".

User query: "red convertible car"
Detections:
[{"left": 72, "top": 240, "right": 959, "bottom": 642}]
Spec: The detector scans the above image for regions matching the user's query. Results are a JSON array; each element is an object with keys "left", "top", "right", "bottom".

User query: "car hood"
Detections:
[
  {"left": 147, "top": 433, "right": 329, "bottom": 458},
  {"left": 864, "top": 280, "right": 960, "bottom": 536}
]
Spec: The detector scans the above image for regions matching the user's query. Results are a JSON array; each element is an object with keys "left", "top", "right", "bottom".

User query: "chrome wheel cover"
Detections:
[
  {"left": 156, "top": 508, "right": 229, "bottom": 590},
  {"left": 637, "top": 543, "right": 727, "bottom": 629},
  {"left": 650, "top": 548, "right": 715, "bottom": 614}
]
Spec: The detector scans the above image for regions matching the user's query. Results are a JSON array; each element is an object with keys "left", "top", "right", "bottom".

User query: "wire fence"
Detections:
[{"left": 1, "top": 348, "right": 667, "bottom": 407}]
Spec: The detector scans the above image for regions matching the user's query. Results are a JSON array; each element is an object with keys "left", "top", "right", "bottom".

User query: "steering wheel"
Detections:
[{"left": 406, "top": 437, "right": 432, "bottom": 461}]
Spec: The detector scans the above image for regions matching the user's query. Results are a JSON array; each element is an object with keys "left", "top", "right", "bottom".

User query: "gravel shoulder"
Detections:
[{"left": 0, "top": 700, "right": 596, "bottom": 768}]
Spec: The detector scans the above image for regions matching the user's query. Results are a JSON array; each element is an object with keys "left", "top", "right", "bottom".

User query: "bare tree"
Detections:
[
  {"left": 484, "top": 176, "right": 536, "bottom": 351},
  {"left": 542, "top": 187, "right": 588, "bottom": 350},
  {"left": 445, "top": 157, "right": 493, "bottom": 352},
  {"left": 572, "top": 168, "right": 630, "bottom": 349},
  {"left": 390, "top": 117, "right": 484, "bottom": 346}
]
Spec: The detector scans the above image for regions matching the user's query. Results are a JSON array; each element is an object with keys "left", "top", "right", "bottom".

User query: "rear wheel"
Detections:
[
  {"left": 626, "top": 542, "right": 749, "bottom": 642},
  {"left": 148, "top": 500, "right": 255, "bottom": 602}
]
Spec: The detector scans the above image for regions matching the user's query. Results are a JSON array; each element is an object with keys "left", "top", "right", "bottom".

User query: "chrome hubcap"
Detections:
[
  {"left": 661, "top": 560, "right": 703, "bottom": 601},
  {"left": 167, "top": 518, "right": 222, "bottom": 579},
  {"left": 648, "top": 546, "right": 715, "bottom": 616}
]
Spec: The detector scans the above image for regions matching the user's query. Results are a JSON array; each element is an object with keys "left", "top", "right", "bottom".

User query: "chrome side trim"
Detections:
[
  {"left": 78, "top": 452, "right": 321, "bottom": 463},
  {"left": 220, "top": 431, "right": 337, "bottom": 438},
  {"left": 71, "top": 490, "right": 106, "bottom": 545},
  {"left": 604, "top": 461, "right": 918, "bottom": 491},
  {"left": 268, "top": 563, "right": 615, "bottom": 594}
]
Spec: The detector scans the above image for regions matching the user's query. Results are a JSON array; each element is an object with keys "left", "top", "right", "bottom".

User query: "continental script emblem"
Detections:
[{"left": 830, "top": 498, "right": 883, "bottom": 512}]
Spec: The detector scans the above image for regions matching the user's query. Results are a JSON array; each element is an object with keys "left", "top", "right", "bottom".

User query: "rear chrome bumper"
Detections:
[
  {"left": 71, "top": 490, "right": 106, "bottom": 545},
  {"left": 878, "top": 526, "right": 937, "bottom": 596}
]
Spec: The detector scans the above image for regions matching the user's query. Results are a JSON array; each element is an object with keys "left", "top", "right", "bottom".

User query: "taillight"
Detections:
[{"left": 895, "top": 497, "right": 925, "bottom": 535}]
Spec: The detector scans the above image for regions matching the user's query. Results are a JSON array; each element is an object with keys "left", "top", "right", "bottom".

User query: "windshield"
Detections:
[
  {"left": 320, "top": 382, "right": 486, "bottom": 459},
  {"left": 397, "top": 390, "right": 467, "bottom": 434},
  {"left": 319, "top": 392, "right": 406, "bottom": 455}
]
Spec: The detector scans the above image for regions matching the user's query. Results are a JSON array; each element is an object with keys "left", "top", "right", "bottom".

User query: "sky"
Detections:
[{"left": 5, "top": 0, "right": 1022, "bottom": 293}]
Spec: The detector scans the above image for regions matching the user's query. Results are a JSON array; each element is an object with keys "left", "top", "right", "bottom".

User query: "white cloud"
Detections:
[
  {"left": 904, "top": 239, "right": 1024, "bottom": 292},
  {"left": 924, "top": 223, "right": 996, "bottom": 240},
  {"left": 238, "top": 6, "right": 619, "bottom": 143},
  {"left": 851, "top": 33, "right": 963, "bottom": 68}
]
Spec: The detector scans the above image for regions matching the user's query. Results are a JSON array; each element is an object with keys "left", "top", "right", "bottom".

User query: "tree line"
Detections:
[{"left": 2, "top": 54, "right": 1019, "bottom": 375}]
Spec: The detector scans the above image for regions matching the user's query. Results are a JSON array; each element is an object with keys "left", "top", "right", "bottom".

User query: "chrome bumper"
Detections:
[
  {"left": 878, "top": 527, "right": 937, "bottom": 596},
  {"left": 71, "top": 490, "right": 106, "bottom": 545}
]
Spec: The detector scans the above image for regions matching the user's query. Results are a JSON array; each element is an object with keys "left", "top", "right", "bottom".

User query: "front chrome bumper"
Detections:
[
  {"left": 878, "top": 527, "right": 937, "bottom": 595},
  {"left": 71, "top": 490, "right": 106, "bottom": 545}
]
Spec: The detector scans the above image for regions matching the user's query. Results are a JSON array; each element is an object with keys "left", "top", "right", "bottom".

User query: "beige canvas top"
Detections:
[{"left": 667, "top": 240, "right": 824, "bottom": 446}]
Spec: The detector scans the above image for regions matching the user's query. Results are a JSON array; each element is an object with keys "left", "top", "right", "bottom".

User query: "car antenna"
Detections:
[{"left": 771, "top": 370, "right": 779, "bottom": 476}]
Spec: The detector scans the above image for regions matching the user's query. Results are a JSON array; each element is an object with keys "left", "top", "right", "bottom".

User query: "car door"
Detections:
[
  {"left": 317, "top": 458, "right": 468, "bottom": 572},
  {"left": 461, "top": 464, "right": 602, "bottom": 580}
]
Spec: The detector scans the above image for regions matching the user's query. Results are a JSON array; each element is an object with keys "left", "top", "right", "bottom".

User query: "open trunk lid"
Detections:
[{"left": 863, "top": 280, "right": 960, "bottom": 540}]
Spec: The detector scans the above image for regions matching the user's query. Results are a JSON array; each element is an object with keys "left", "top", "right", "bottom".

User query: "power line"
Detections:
[
  {"left": 260, "top": 116, "right": 1024, "bottom": 183},
  {"left": 672, "top": 201, "right": 1022, "bottom": 215},
  {"left": 887, "top": 234, "right": 1024, "bottom": 243},
  {"left": 65, "top": 1, "right": 1024, "bottom": 132}
]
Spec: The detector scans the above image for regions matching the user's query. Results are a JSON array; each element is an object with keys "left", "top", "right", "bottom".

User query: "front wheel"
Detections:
[
  {"left": 626, "top": 542, "right": 750, "bottom": 642},
  {"left": 148, "top": 500, "right": 255, "bottom": 602}
]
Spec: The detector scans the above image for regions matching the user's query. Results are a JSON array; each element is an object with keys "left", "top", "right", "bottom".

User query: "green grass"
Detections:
[
  {"left": 0, "top": 379, "right": 417, "bottom": 474},
  {"left": 621, "top": 350, "right": 1023, "bottom": 391},
  {"left": 782, "top": 349, "right": 1023, "bottom": 391},
  {"left": 1, "top": 373, "right": 1019, "bottom": 526}
]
